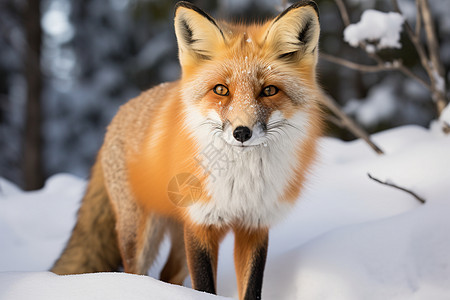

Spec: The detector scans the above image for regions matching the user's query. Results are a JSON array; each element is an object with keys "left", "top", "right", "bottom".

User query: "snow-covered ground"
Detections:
[{"left": 1, "top": 125, "right": 449, "bottom": 299}]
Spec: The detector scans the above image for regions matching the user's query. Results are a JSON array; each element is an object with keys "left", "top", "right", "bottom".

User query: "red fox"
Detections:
[{"left": 51, "top": 1, "right": 322, "bottom": 299}]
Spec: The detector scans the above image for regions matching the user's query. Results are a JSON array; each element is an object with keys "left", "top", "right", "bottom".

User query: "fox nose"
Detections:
[{"left": 233, "top": 126, "right": 252, "bottom": 143}]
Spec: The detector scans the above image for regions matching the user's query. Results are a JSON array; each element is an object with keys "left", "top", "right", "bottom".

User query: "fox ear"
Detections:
[
  {"left": 264, "top": 1, "right": 320, "bottom": 62},
  {"left": 174, "top": 1, "right": 225, "bottom": 68}
]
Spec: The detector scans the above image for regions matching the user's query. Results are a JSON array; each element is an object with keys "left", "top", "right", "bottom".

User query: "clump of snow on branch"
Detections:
[
  {"left": 344, "top": 10, "right": 404, "bottom": 52},
  {"left": 432, "top": 69, "right": 446, "bottom": 93}
]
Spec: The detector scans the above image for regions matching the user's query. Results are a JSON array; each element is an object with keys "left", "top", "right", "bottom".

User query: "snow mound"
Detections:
[
  {"left": 0, "top": 272, "right": 228, "bottom": 300},
  {"left": 0, "top": 173, "right": 85, "bottom": 272},
  {"left": 344, "top": 9, "right": 404, "bottom": 51},
  {"left": 0, "top": 178, "right": 21, "bottom": 195}
]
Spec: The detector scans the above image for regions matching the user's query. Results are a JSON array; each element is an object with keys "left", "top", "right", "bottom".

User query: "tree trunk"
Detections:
[{"left": 23, "top": 0, "right": 44, "bottom": 190}]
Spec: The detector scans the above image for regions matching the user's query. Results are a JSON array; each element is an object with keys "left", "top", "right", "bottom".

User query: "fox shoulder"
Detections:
[{"left": 104, "top": 81, "right": 181, "bottom": 152}]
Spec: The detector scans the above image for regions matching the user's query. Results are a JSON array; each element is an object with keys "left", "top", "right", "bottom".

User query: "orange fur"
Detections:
[{"left": 125, "top": 83, "right": 205, "bottom": 218}]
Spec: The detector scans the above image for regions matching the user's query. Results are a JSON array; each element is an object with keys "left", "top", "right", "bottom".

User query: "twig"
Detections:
[
  {"left": 335, "top": 0, "right": 351, "bottom": 26},
  {"left": 325, "top": 114, "right": 345, "bottom": 128},
  {"left": 418, "top": 0, "right": 447, "bottom": 114},
  {"left": 322, "top": 53, "right": 431, "bottom": 91},
  {"left": 391, "top": 0, "right": 448, "bottom": 116},
  {"left": 396, "top": 63, "right": 431, "bottom": 90},
  {"left": 321, "top": 53, "right": 391, "bottom": 72},
  {"left": 418, "top": 0, "right": 443, "bottom": 76},
  {"left": 367, "top": 173, "right": 426, "bottom": 204},
  {"left": 414, "top": 0, "right": 422, "bottom": 37},
  {"left": 320, "top": 93, "right": 384, "bottom": 155}
]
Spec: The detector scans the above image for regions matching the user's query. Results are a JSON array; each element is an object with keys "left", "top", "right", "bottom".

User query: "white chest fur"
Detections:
[{"left": 186, "top": 111, "right": 310, "bottom": 228}]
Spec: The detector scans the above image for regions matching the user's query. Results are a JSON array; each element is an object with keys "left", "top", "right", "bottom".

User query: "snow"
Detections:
[
  {"left": 344, "top": 10, "right": 404, "bottom": 50},
  {"left": 0, "top": 272, "right": 226, "bottom": 300},
  {"left": 438, "top": 103, "right": 450, "bottom": 126},
  {"left": 41, "top": 0, "right": 74, "bottom": 43},
  {"left": 344, "top": 83, "right": 398, "bottom": 127},
  {"left": 1, "top": 125, "right": 450, "bottom": 299},
  {"left": 432, "top": 69, "right": 446, "bottom": 94}
]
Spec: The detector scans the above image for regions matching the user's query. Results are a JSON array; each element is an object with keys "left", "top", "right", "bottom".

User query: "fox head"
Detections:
[{"left": 174, "top": 1, "right": 322, "bottom": 150}]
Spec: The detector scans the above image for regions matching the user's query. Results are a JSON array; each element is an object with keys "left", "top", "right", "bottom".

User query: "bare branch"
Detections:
[
  {"left": 325, "top": 114, "right": 346, "bottom": 128},
  {"left": 396, "top": 63, "right": 431, "bottom": 90},
  {"left": 321, "top": 53, "right": 390, "bottom": 72},
  {"left": 391, "top": 0, "right": 448, "bottom": 116},
  {"left": 321, "top": 53, "right": 431, "bottom": 90},
  {"left": 419, "top": 0, "right": 443, "bottom": 76},
  {"left": 415, "top": 0, "right": 422, "bottom": 37},
  {"left": 392, "top": 1, "right": 429, "bottom": 73},
  {"left": 419, "top": 0, "right": 447, "bottom": 114},
  {"left": 320, "top": 94, "right": 384, "bottom": 155},
  {"left": 367, "top": 173, "right": 426, "bottom": 204},
  {"left": 335, "top": 0, "right": 351, "bottom": 26}
]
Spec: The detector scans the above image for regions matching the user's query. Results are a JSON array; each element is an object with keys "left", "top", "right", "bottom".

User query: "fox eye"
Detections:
[
  {"left": 261, "top": 85, "right": 279, "bottom": 97},
  {"left": 213, "top": 84, "right": 229, "bottom": 96}
]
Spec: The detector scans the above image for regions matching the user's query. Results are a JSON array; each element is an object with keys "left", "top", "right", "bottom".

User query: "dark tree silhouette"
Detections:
[{"left": 23, "top": 0, "right": 44, "bottom": 190}]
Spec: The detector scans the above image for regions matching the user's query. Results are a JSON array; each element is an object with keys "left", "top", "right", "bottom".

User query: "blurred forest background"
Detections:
[{"left": 0, "top": 0, "right": 449, "bottom": 190}]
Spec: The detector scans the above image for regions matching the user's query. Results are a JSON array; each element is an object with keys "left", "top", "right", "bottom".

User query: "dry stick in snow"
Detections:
[{"left": 367, "top": 173, "right": 426, "bottom": 204}]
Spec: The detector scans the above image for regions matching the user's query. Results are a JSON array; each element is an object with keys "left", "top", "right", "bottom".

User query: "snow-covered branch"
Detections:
[
  {"left": 343, "top": 9, "right": 404, "bottom": 51},
  {"left": 323, "top": 0, "right": 449, "bottom": 133}
]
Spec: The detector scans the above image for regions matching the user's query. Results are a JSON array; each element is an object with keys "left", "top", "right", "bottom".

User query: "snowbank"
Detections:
[
  {"left": 0, "top": 272, "right": 227, "bottom": 300},
  {"left": 1, "top": 125, "right": 450, "bottom": 299}
]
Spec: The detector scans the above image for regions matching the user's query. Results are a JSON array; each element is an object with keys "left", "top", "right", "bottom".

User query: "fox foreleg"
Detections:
[
  {"left": 234, "top": 227, "right": 268, "bottom": 300},
  {"left": 184, "top": 223, "right": 227, "bottom": 294}
]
